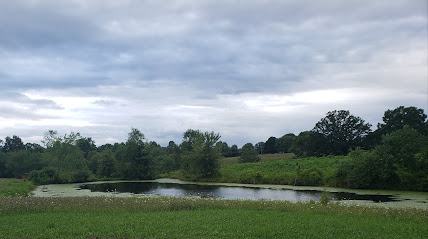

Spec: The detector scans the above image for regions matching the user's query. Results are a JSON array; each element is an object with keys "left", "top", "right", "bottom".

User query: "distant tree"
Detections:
[
  {"left": 290, "top": 131, "right": 326, "bottom": 157},
  {"left": 76, "top": 137, "right": 96, "bottom": 158},
  {"left": 338, "top": 126, "right": 428, "bottom": 191},
  {"left": 254, "top": 142, "right": 265, "bottom": 154},
  {"left": 115, "top": 128, "right": 151, "bottom": 179},
  {"left": 97, "top": 150, "right": 117, "bottom": 178},
  {"left": 264, "top": 137, "right": 277, "bottom": 154},
  {"left": 312, "top": 110, "right": 372, "bottom": 155},
  {"left": 229, "top": 144, "right": 240, "bottom": 157},
  {"left": 275, "top": 134, "right": 295, "bottom": 153},
  {"left": 180, "top": 129, "right": 221, "bottom": 179},
  {"left": 2, "top": 136, "right": 25, "bottom": 153},
  {"left": 239, "top": 143, "right": 261, "bottom": 163},
  {"left": 4, "top": 150, "right": 44, "bottom": 178},
  {"left": 216, "top": 141, "right": 232, "bottom": 157},
  {"left": 37, "top": 141, "right": 90, "bottom": 183},
  {"left": 378, "top": 106, "right": 427, "bottom": 135},
  {"left": 164, "top": 141, "right": 181, "bottom": 171},
  {"left": 25, "top": 143, "right": 44, "bottom": 153}
]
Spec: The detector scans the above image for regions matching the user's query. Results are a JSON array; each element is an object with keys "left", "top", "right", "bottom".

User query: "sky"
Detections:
[{"left": 0, "top": 0, "right": 427, "bottom": 147}]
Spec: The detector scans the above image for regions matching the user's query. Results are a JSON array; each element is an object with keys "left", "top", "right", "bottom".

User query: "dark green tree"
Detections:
[
  {"left": 115, "top": 128, "right": 151, "bottom": 179},
  {"left": 239, "top": 143, "right": 261, "bottom": 163},
  {"left": 312, "top": 110, "right": 372, "bottom": 155},
  {"left": 275, "top": 134, "right": 295, "bottom": 153},
  {"left": 2, "top": 136, "right": 25, "bottom": 153},
  {"left": 254, "top": 142, "right": 265, "bottom": 154},
  {"left": 264, "top": 137, "right": 277, "bottom": 154},
  {"left": 76, "top": 137, "right": 96, "bottom": 158},
  {"left": 290, "top": 131, "right": 326, "bottom": 157},
  {"left": 97, "top": 150, "right": 117, "bottom": 178},
  {"left": 229, "top": 144, "right": 240, "bottom": 157},
  {"left": 180, "top": 129, "right": 221, "bottom": 179},
  {"left": 378, "top": 106, "right": 427, "bottom": 135}
]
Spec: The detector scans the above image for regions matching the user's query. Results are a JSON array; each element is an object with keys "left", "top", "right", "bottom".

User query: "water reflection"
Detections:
[{"left": 80, "top": 182, "right": 397, "bottom": 203}]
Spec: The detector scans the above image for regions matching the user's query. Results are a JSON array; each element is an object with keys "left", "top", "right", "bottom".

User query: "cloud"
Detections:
[{"left": 0, "top": 0, "right": 426, "bottom": 146}]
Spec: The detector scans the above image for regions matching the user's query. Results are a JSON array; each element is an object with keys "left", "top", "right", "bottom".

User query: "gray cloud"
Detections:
[{"left": 0, "top": 0, "right": 426, "bottom": 146}]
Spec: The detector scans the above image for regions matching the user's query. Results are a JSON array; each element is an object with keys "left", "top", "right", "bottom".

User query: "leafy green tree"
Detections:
[
  {"left": 264, "top": 137, "right": 277, "bottom": 154},
  {"left": 164, "top": 141, "right": 181, "bottom": 172},
  {"left": 378, "top": 106, "right": 427, "bottom": 135},
  {"left": 115, "top": 128, "right": 151, "bottom": 179},
  {"left": 254, "top": 142, "right": 265, "bottom": 154},
  {"left": 290, "top": 131, "right": 326, "bottom": 157},
  {"left": 239, "top": 143, "right": 260, "bottom": 163},
  {"left": 4, "top": 150, "right": 44, "bottom": 178},
  {"left": 2, "top": 136, "right": 25, "bottom": 153},
  {"left": 229, "top": 144, "right": 240, "bottom": 157},
  {"left": 39, "top": 141, "right": 91, "bottom": 183},
  {"left": 312, "top": 110, "right": 372, "bottom": 155},
  {"left": 374, "top": 126, "right": 427, "bottom": 190},
  {"left": 275, "top": 134, "right": 295, "bottom": 153},
  {"left": 336, "top": 149, "right": 381, "bottom": 189},
  {"left": 216, "top": 141, "right": 231, "bottom": 157},
  {"left": 180, "top": 129, "right": 221, "bottom": 180},
  {"left": 97, "top": 150, "right": 117, "bottom": 178},
  {"left": 76, "top": 137, "right": 96, "bottom": 158},
  {"left": 25, "top": 143, "right": 44, "bottom": 153}
]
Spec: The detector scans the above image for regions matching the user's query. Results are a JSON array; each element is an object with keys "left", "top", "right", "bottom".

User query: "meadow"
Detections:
[
  {"left": 1, "top": 178, "right": 428, "bottom": 238},
  {"left": 217, "top": 154, "right": 348, "bottom": 186}
]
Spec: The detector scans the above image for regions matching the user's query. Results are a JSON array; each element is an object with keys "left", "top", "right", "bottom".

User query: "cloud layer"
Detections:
[{"left": 0, "top": 0, "right": 427, "bottom": 146}]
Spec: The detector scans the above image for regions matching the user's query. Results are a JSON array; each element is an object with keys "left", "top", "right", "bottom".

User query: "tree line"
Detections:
[{"left": 0, "top": 106, "right": 427, "bottom": 191}]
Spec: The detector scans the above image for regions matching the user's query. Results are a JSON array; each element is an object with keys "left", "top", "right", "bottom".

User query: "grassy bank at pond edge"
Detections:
[
  {"left": 1, "top": 196, "right": 427, "bottom": 239},
  {"left": 217, "top": 155, "right": 348, "bottom": 186},
  {"left": 0, "top": 178, "right": 36, "bottom": 197}
]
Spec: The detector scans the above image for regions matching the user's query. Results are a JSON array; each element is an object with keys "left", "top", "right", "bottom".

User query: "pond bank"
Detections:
[{"left": 31, "top": 178, "right": 428, "bottom": 209}]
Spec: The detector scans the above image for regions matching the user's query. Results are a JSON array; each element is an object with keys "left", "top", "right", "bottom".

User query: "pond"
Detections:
[{"left": 80, "top": 181, "right": 398, "bottom": 203}]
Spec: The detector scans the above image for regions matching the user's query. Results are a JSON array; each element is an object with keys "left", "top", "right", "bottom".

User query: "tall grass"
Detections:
[
  {"left": 218, "top": 155, "right": 348, "bottom": 186},
  {"left": 0, "top": 178, "right": 36, "bottom": 197}
]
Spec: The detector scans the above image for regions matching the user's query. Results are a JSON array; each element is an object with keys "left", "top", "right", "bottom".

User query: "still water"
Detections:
[{"left": 80, "top": 182, "right": 397, "bottom": 203}]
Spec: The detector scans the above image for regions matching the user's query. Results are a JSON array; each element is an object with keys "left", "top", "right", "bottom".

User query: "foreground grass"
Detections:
[
  {"left": 0, "top": 196, "right": 427, "bottom": 239},
  {"left": 0, "top": 178, "right": 36, "bottom": 197}
]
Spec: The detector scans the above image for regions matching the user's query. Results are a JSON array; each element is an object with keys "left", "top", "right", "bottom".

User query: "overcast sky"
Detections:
[{"left": 0, "top": 0, "right": 427, "bottom": 147}]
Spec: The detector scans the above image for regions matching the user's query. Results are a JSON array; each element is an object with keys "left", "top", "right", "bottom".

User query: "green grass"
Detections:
[
  {"left": 0, "top": 196, "right": 427, "bottom": 238},
  {"left": 0, "top": 178, "right": 36, "bottom": 197},
  {"left": 219, "top": 153, "right": 295, "bottom": 165},
  {"left": 217, "top": 155, "right": 348, "bottom": 185}
]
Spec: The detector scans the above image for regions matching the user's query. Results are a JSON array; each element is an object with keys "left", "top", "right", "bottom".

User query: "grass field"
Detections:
[
  {"left": 219, "top": 153, "right": 295, "bottom": 165},
  {"left": 1, "top": 196, "right": 427, "bottom": 239},
  {"left": 217, "top": 154, "right": 348, "bottom": 186},
  {"left": 0, "top": 178, "right": 36, "bottom": 197}
]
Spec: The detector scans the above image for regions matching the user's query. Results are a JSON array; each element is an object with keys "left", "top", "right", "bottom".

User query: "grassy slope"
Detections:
[
  {"left": 1, "top": 197, "right": 427, "bottom": 239},
  {"left": 0, "top": 178, "right": 36, "bottom": 197},
  {"left": 218, "top": 154, "right": 348, "bottom": 185}
]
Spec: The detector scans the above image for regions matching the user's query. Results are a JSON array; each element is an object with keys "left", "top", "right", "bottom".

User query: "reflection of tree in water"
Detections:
[{"left": 81, "top": 182, "right": 399, "bottom": 202}]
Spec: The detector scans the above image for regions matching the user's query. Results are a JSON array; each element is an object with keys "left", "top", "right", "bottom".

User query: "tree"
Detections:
[
  {"left": 275, "top": 134, "right": 295, "bottom": 153},
  {"left": 37, "top": 141, "right": 91, "bottom": 183},
  {"left": 378, "top": 106, "right": 427, "bottom": 135},
  {"left": 239, "top": 143, "right": 260, "bottom": 163},
  {"left": 216, "top": 141, "right": 231, "bottom": 157},
  {"left": 229, "top": 145, "right": 240, "bottom": 157},
  {"left": 76, "top": 137, "right": 96, "bottom": 158},
  {"left": 180, "top": 129, "right": 221, "bottom": 179},
  {"left": 2, "top": 136, "right": 25, "bottom": 153},
  {"left": 312, "top": 110, "right": 372, "bottom": 155},
  {"left": 264, "top": 137, "right": 277, "bottom": 154},
  {"left": 290, "top": 131, "right": 326, "bottom": 157},
  {"left": 115, "top": 128, "right": 151, "bottom": 179},
  {"left": 254, "top": 142, "right": 265, "bottom": 154}
]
